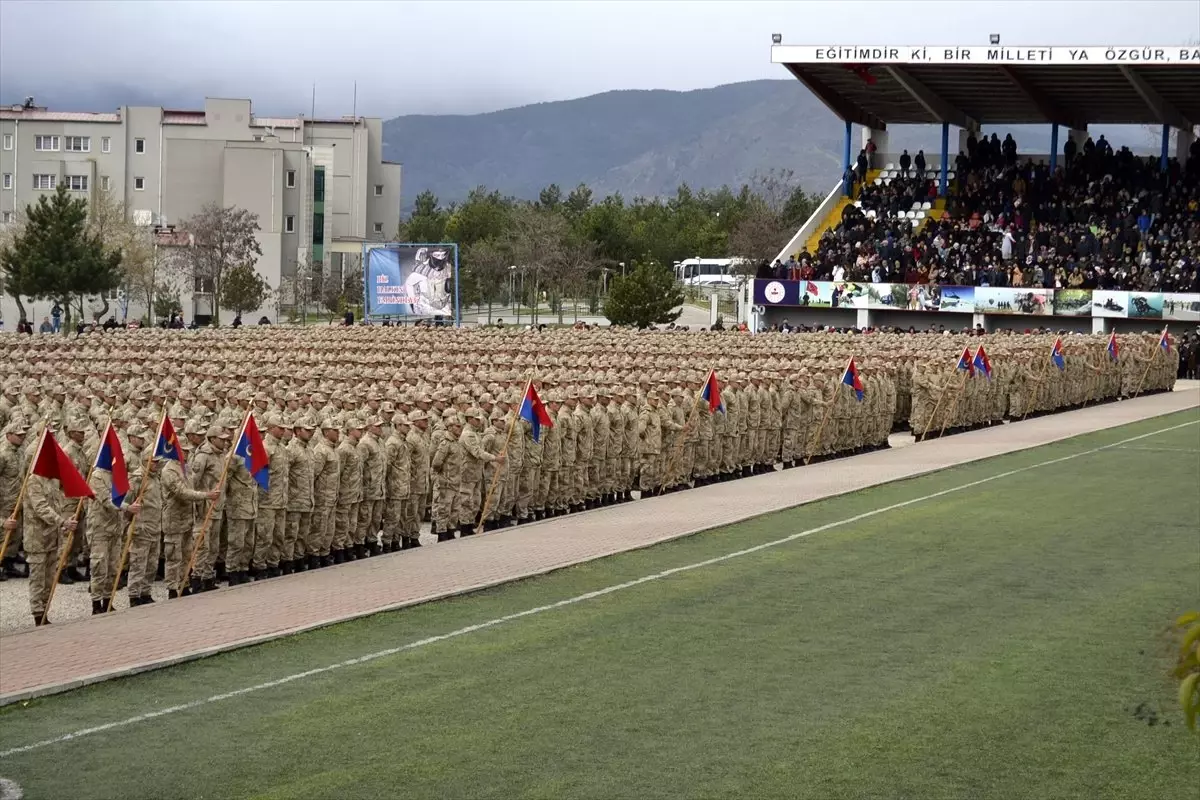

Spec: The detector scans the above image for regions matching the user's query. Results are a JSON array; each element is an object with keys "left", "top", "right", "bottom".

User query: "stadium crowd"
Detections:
[
  {"left": 0, "top": 324, "right": 1179, "bottom": 628},
  {"left": 775, "top": 133, "right": 1200, "bottom": 293}
]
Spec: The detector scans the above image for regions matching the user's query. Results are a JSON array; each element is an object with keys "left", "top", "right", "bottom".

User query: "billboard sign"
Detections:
[
  {"left": 752, "top": 280, "right": 1200, "bottom": 319},
  {"left": 770, "top": 45, "right": 1200, "bottom": 66},
  {"left": 365, "top": 243, "right": 460, "bottom": 323}
]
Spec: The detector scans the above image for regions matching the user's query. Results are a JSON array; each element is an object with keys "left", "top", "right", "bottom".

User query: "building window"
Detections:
[
  {"left": 64, "top": 136, "right": 91, "bottom": 153},
  {"left": 134, "top": 177, "right": 145, "bottom": 190},
  {"left": 1, "top": 211, "right": 11, "bottom": 224},
  {"left": 135, "top": 138, "right": 145, "bottom": 154},
  {"left": 2, "top": 134, "right": 11, "bottom": 150},
  {"left": 312, "top": 212, "right": 324, "bottom": 245},
  {"left": 100, "top": 176, "right": 111, "bottom": 191},
  {"left": 374, "top": 184, "right": 384, "bottom": 197},
  {"left": 373, "top": 222, "right": 383, "bottom": 234},
  {"left": 66, "top": 175, "right": 89, "bottom": 191},
  {"left": 32, "top": 174, "right": 56, "bottom": 190},
  {"left": 35, "top": 135, "right": 60, "bottom": 151},
  {"left": 285, "top": 215, "right": 295, "bottom": 233},
  {"left": 1, "top": 173, "right": 10, "bottom": 190},
  {"left": 313, "top": 167, "right": 325, "bottom": 202},
  {"left": 193, "top": 276, "right": 215, "bottom": 294},
  {"left": 101, "top": 136, "right": 111, "bottom": 153},
  {"left": 286, "top": 170, "right": 296, "bottom": 188}
]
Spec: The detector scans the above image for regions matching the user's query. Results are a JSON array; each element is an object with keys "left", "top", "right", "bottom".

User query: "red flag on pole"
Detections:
[{"left": 32, "top": 429, "right": 94, "bottom": 499}]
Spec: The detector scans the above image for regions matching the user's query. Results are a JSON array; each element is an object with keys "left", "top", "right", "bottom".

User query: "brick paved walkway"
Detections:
[{"left": 1, "top": 389, "right": 1196, "bottom": 704}]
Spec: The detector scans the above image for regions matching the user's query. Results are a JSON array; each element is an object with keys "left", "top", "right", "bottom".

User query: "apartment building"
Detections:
[{"left": 0, "top": 96, "right": 401, "bottom": 326}]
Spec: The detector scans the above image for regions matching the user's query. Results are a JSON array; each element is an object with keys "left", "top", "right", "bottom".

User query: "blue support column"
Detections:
[
  {"left": 843, "top": 120, "right": 853, "bottom": 196},
  {"left": 1160, "top": 125, "right": 1170, "bottom": 172},
  {"left": 939, "top": 123, "right": 949, "bottom": 197},
  {"left": 1050, "top": 123, "right": 1059, "bottom": 172}
]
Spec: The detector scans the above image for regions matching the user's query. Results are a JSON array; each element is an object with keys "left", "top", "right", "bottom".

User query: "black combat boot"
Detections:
[
  {"left": 190, "top": 577, "right": 203, "bottom": 595},
  {"left": 201, "top": 578, "right": 217, "bottom": 592},
  {"left": 333, "top": 549, "right": 345, "bottom": 564},
  {"left": 310, "top": 555, "right": 323, "bottom": 570},
  {"left": 459, "top": 524, "right": 476, "bottom": 538},
  {"left": 168, "top": 589, "right": 180, "bottom": 599},
  {"left": 91, "top": 599, "right": 105, "bottom": 615},
  {"left": 407, "top": 537, "right": 422, "bottom": 549},
  {"left": 58, "top": 569, "right": 75, "bottom": 585}
]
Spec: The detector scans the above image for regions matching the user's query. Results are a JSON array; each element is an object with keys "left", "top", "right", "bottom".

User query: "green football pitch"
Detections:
[{"left": 1, "top": 411, "right": 1198, "bottom": 800}]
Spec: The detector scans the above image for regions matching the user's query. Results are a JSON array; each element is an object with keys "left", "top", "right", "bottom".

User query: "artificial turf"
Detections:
[{"left": 0, "top": 411, "right": 1197, "bottom": 799}]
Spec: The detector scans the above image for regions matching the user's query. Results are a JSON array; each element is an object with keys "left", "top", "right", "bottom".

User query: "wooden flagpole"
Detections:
[
  {"left": 182, "top": 410, "right": 247, "bottom": 591},
  {"left": 0, "top": 418, "right": 50, "bottom": 567},
  {"left": 1022, "top": 353, "right": 1053, "bottom": 420},
  {"left": 42, "top": 424, "right": 108, "bottom": 625},
  {"left": 108, "top": 409, "right": 167, "bottom": 610},
  {"left": 920, "top": 374, "right": 954, "bottom": 441},
  {"left": 804, "top": 365, "right": 846, "bottom": 465},
  {"left": 1132, "top": 332, "right": 1164, "bottom": 398},
  {"left": 938, "top": 370, "right": 971, "bottom": 439},
  {"left": 475, "top": 381, "right": 525, "bottom": 534},
  {"left": 662, "top": 369, "right": 711, "bottom": 489}
]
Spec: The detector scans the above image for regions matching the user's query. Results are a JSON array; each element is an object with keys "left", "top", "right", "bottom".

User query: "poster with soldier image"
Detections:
[{"left": 365, "top": 244, "right": 458, "bottom": 320}]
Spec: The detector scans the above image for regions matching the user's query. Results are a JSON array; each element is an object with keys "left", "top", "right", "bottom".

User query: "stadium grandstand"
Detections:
[{"left": 751, "top": 42, "right": 1200, "bottom": 336}]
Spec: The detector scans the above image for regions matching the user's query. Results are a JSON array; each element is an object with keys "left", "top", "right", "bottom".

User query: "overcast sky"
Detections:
[{"left": 1, "top": 0, "right": 1198, "bottom": 119}]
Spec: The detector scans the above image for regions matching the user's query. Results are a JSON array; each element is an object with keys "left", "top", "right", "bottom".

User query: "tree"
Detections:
[
  {"left": 291, "top": 252, "right": 320, "bottom": 324},
  {"left": 463, "top": 237, "right": 512, "bottom": 322},
  {"left": 0, "top": 185, "right": 123, "bottom": 330},
  {"left": 603, "top": 260, "right": 683, "bottom": 328},
  {"left": 153, "top": 281, "right": 183, "bottom": 323},
  {"left": 509, "top": 204, "right": 567, "bottom": 325},
  {"left": 175, "top": 204, "right": 261, "bottom": 326},
  {"left": 399, "top": 190, "right": 450, "bottom": 243},
  {"left": 87, "top": 187, "right": 154, "bottom": 321},
  {"left": 219, "top": 262, "right": 271, "bottom": 320},
  {"left": 727, "top": 170, "right": 819, "bottom": 273},
  {"left": 0, "top": 209, "right": 32, "bottom": 324},
  {"left": 342, "top": 257, "right": 364, "bottom": 308}
]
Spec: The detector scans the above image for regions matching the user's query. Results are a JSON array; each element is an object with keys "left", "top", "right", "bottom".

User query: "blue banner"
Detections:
[{"left": 366, "top": 244, "right": 457, "bottom": 318}]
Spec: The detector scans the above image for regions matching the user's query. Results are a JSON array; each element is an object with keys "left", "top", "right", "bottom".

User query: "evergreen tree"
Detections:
[
  {"left": 603, "top": 261, "right": 683, "bottom": 328},
  {"left": 218, "top": 262, "right": 271, "bottom": 320},
  {"left": 0, "top": 185, "right": 123, "bottom": 329}
]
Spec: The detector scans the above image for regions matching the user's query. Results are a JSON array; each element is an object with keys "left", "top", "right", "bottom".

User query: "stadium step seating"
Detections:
[{"left": 800, "top": 170, "right": 880, "bottom": 255}]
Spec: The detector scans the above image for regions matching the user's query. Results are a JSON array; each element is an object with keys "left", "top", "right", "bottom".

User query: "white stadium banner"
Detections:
[{"left": 770, "top": 45, "right": 1200, "bottom": 66}]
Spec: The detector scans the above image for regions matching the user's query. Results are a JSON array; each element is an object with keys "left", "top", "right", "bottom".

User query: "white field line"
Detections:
[
  {"left": 1115, "top": 445, "right": 1200, "bottom": 453},
  {"left": 1, "top": 419, "right": 1196, "bottom": 760}
]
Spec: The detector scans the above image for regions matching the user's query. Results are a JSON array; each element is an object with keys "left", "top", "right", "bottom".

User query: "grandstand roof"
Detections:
[{"left": 771, "top": 44, "right": 1200, "bottom": 132}]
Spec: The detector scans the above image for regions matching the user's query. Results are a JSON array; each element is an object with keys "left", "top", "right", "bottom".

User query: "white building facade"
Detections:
[{"left": 0, "top": 97, "right": 401, "bottom": 326}]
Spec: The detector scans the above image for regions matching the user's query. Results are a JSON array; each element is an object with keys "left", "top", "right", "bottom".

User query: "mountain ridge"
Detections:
[{"left": 382, "top": 79, "right": 1154, "bottom": 213}]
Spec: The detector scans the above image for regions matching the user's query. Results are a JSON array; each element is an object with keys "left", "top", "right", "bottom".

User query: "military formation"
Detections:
[{"left": 0, "top": 325, "right": 1179, "bottom": 627}]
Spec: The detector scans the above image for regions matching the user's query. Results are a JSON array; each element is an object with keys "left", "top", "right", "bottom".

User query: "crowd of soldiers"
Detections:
[{"left": 0, "top": 325, "right": 1180, "bottom": 627}]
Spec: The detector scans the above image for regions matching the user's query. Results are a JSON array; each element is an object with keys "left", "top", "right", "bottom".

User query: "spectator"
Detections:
[
  {"left": 38, "top": 316, "right": 53, "bottom": 334},
  {"left": 914, "top": 150, "right": 926, "bottom": 175}
]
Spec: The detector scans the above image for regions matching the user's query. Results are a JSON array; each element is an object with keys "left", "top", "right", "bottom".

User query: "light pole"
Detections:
[{"left": 509, "top": 265, "right": 517, "bottom": 323}]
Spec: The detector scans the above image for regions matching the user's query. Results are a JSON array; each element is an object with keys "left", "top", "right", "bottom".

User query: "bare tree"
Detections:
[
  {"left": 174, "top": 204, "right": 261, "bottom": 326},
  {"left": 463, "top": 237, "right": 512, "bottom": 323},
  {"left": 86, "top": 188, "right": 155, "bottom": 321},
  {"left": 727, "top": 169, "right": 819, "bottom": 273},
  {"left": 509, "top": 205, "right": 567, "bottom": 325}
]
